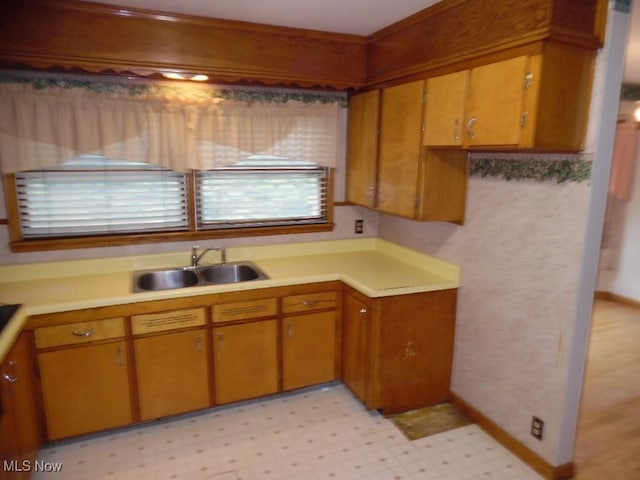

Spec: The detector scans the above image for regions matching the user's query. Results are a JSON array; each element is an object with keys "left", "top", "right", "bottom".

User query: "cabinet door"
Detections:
[
  {"left": 347, "top": 90, "right": 380, "bottom": 208},
  {"left": 134, "top": 329, "right": 210, "bottom": 421},
  {"left": 282, "top": 312, "right": 336, "bottom": 390},
  {"left": 38, "top": 341, "right": 133, "bottom": 440},
  {"left": 416, "top": 149, "right": 468, "bottom": 224},
  {"left": 377, "top": 81, "right": 424, "bottom": 218},
  {"left": 376, "top": 289, "right": 457, "bottom": 413},
  {"left": 4, "top": 333, "right": 42, "bottom": 474},
  {"left": 423, "top": 70, "right": 468, "bottom": 146},
  {"left": 213, "top": 320, "right": 278, "bottom": 404},
  {"left": 465, "top": 56, "right": 529, "bottom": 146},
  {"left": 0, "top": 369, "right": 20, "bottom": 479},
  {"left": 341, "top": 292, "right": 371, "bottom": 405}
]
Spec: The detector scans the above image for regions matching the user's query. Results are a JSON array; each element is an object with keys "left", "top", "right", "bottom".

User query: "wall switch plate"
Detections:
[
  {"left": 355, "top": 219, "right": 364, "bottom": 234},
  {"left": 531, "top": 416, "right": 544, "bottom": 440}
]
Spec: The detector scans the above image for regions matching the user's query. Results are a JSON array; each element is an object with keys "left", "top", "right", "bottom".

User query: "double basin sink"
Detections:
[{"left": 133, "top": 262, "right": 269, "bottom": 293}]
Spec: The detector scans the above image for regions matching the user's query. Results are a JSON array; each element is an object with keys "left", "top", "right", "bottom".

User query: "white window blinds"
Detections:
[
  {"left": 196, "top": 158, "right": 328, "bottom": 230},
  {"left": 15, "top": 157, "right": 188, "bottom": 238}
]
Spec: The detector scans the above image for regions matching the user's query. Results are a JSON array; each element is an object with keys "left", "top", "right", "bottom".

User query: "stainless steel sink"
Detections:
[
  {"left": 133, "top": 262, "right": 268, "bottom": 292},
  {"left": 199, "top": 264, "right": 266, "bottom": 284},
  {"left": 135, "top": 269, "right": 199, "bottom": 292}
]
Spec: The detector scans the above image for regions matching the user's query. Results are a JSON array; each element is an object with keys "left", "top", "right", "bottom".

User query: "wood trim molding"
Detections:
[
  {"left": 366, "top": 0, "right": 605, "bottom": 85},
  {"left": 450, "top": 391, "right": 575, "bottom": 480},
  {"left": 594, "top": 291, "right": 640, "bottom": 309},
  {"left": 3, "top": 173, "right": 336, "bottom": 253},
  {"left": 0, "top": 0, "right": 605, "bottom": 89},
  {"left": 0, "top": 0, "right": 367, "bottom": 90}
]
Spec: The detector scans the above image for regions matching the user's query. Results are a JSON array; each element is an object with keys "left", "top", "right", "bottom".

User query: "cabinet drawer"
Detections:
[
  {"left": 132, "top": 308, "right": 206, "bottom": 335},
  {"left": 35, "top": 317, "right": 125, "bottom": 349},
  {"left": 213, "top": 298, "right": 277, "bottom": 323},
  {"left": 282, "top": 291, "right": 337, "bottom": 314}
]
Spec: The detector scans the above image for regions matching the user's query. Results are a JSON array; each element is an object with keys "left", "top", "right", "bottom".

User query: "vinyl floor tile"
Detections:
[{"left": 33, "top": 384, "right": 543, "bottom": 480}]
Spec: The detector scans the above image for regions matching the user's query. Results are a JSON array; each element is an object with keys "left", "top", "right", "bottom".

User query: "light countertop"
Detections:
[{"left": 0, "top": 238, "right": 459, "bottom": 361}]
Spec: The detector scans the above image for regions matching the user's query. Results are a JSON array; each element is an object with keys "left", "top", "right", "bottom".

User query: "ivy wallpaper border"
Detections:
[
  {"left": 0, "top": 70, "right": 347, "bottom": 106},
  {"left": 469, "top": 153, "right": 593, "bottom": 183}
]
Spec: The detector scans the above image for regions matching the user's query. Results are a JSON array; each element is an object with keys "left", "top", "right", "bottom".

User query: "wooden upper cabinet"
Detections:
[
  {"left": 347, "top": 81, "right": 467, "bottom": 223},
  {"left": 347, "top": 90, "right": 380, "bottom": 208},
  {"left": 464, "top": 56, "right": 530, "bottom": 147},
  {"left": 423, "top": 71, "right": 469, "bottom": 147},
  {"left": 377, "top": 81, "right": 425, "bottom": 218},
  {"left": 424, "top": 44, "right": 593, "bottom": 151}
]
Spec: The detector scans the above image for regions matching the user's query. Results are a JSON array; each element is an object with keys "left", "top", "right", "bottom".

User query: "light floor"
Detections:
[
  {"left": 573, "top": 299, "right": 640, "bottom": 479},
  {"left": 33, "top": 384, "right": 543, "bottom": 480}
]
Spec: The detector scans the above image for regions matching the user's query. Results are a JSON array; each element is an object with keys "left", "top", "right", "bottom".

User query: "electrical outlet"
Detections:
[
  {"left": 355, "top": 219, "right": 364, "bottom": 234},
  {"left": 531, "top": 416, "right": 544, "bottom": 440}
]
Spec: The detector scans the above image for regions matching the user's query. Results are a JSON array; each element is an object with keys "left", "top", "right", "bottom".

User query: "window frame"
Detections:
[{"left": 4, "top": 169, "right": 334, "bottom": 252}]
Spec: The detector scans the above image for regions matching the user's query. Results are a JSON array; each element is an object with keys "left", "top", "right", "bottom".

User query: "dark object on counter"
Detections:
[{"left": 0, "top": 304, "right": 20, "bottom": 333}]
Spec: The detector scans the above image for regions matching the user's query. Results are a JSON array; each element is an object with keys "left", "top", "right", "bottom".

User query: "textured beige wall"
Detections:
[{"left": 377, "top": 176, "right": 592, "bottom": 462}]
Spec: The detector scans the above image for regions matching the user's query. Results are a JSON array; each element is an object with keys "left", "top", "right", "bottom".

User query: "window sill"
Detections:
[{"left": 10, "top": 223, "right": 335, "bottom": 253}]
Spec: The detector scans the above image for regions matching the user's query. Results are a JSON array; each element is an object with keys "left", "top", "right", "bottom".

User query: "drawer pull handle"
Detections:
[
  {"left": 302, "top": 300, "right": 318, "bottom": 307},
  {"left": 72, "top": 329, "right": 94, "bottom": 337},
  {"left": 359, "top": 307, "right": 367, "bottom": 316},
  {"left": 216, "top": 332, "right": 225, "bottom": 349},
  {"left": 3, "top": 373, "right": 18, "bottom": 384},
  {"left": 115, "top": 347, "right": 124, "bottom": 367},
  {"left": 197, "top": 336, "right": 204, "bottom": 352},
  {"left": 287, "top": 321, "right": 294, "bottom": 338},
  {"left": 466, "top": 116, "right": 477, "bottom": 139}
]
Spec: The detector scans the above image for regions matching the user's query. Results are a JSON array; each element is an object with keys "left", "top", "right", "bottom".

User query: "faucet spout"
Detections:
[{"left": 190, "top": 246, "right": 226, "bottom": 268}]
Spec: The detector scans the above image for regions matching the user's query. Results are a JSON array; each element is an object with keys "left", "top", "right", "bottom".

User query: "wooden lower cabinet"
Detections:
[
  {"left": 0, "top": 332, "right": 43, "bottom": 479},
  {"left": 25, "top": 280, "right": 456, "bottom": 441},
  {"left": 282, "top": 311, "right": 337, "bottom": 390},
  {"left": 213, "top": 319, "right": 278, "bottom": 404},
  {"left": 342, "top": 291, "right": 372, "bottom": 404},
  {"left": 134, "top": 328, "right": 210, "bottom": 421},
  {"left": 342, "top": 286, "right": 457, "bottom": 414},
  {"left": 38, "top": 341, "right": 133, "bottom": 440}
]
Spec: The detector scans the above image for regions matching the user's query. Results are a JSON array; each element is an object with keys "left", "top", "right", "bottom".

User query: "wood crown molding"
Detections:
[
  {"left": 0, "top": 0, "right": 606, "bottom": 90},
  {"left": 0, "top": 0, "right": 367, "bottom": 89},
  {"left": 365, "top": 0, "right": 605, "bottom": 86}
]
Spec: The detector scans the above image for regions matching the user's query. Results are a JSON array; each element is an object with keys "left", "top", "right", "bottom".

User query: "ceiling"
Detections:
[
  {"left": 88, "top": 0, "right": 441, "bottom": 36},
  {"left": 90, "top": 0, "right": 639, "bottom": 83}
]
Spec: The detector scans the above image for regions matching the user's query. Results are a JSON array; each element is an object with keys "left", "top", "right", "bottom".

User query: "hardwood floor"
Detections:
[{"left": 574, "top": 299, "right": 640, "bottom": 479}]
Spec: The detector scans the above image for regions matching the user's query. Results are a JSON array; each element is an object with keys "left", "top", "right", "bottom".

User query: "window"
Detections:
[
  {"left": 7, "top": 156, "right": 332, "bottom": 251},
  {"left": 197, "top": 157, "right": 328, "bottom": 230},
  {"left": 14, "top": 157, "right": 189, "bottom": 238}
]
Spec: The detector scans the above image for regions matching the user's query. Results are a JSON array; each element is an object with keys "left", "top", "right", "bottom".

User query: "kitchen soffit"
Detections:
[{"left": 86, "top": 0, "right": 442, "bottom": 35}]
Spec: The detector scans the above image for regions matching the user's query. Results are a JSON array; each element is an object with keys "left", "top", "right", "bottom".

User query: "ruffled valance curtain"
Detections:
[{"left": 0, "top": 73, "right": 345, "bottom": 173}]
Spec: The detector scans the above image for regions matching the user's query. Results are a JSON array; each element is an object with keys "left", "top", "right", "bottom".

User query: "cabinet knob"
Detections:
[
  {"left": 466, "top": 116, "right": 477, "bottom": 139},
  {"left": 2, "top": 373, "right": 18, "bottom": 384},
  {"left": 359, "top": 307, "right": 367, "bottom": 316}
]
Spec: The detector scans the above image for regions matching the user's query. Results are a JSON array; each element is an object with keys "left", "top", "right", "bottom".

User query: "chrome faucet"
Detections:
[{"left": 190, "top": 246, "right": 226, "bottom": 267}]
